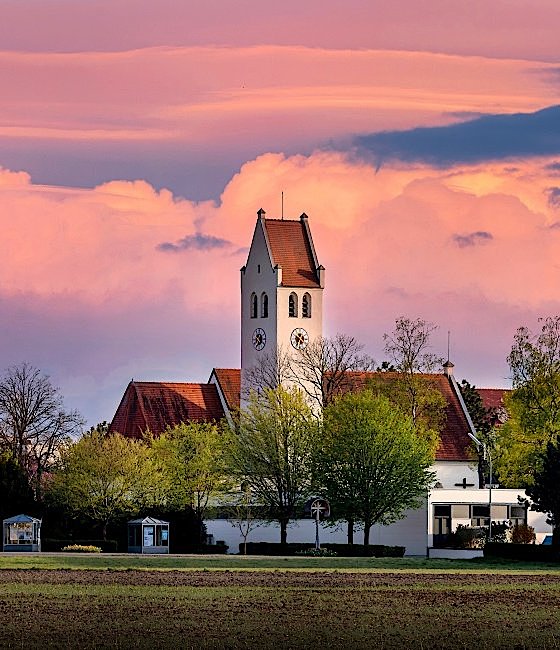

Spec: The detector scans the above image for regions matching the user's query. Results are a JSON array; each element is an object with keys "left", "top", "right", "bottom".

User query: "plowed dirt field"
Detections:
[{"left": 1, "top": 569, "right": 559, "bottom": 648}]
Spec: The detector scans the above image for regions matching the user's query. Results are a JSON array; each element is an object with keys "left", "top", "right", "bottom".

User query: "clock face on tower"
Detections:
[
  {"left": 290, "top": 328, "right": 309, "bottom": 350},
  {"left": 252, "top": 328, "right": 266, "bottom": 350}
]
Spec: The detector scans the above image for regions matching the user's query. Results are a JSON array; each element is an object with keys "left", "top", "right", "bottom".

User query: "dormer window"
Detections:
[
  {"left": 250, "top": 293, "right": 258, "bottom": 318},
  {"left": 302, "top": 293, "right": 311, "bottom": 318},
  {"left": 261, "top": 292, "right": 268, "bottom": 318},
  {"left": 289, "top": 292, "right": 298, "bottom": 318}
]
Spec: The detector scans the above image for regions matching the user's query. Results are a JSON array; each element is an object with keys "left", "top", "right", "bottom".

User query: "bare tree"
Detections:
[
  {"left": 0, "top": 363, "right": 84, "bottom": 498},
  {"left": 242, "top": 346, "right": 292, "bottom": 399},
  {"left": 381, "top": 317, "right": 445, "bottom": 427},
  {"left": 289, "top": 333, "right": 375, "bottom": 409}
]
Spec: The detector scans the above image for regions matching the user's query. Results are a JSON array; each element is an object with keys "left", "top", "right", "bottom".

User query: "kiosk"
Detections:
[
  {"left": 128, "top": 517, "right": 169, "bottom": 554},
  {"left": 3, "top": 514, "right": 42, "bottom": 552}
]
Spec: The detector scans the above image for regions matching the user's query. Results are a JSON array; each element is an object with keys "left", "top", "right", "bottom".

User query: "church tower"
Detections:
[{"left": 240, "top": 209, "right": 324, "bottom": 401}]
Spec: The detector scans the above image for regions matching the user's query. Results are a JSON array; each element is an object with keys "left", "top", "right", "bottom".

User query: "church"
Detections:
[{"left": 110, "top": 209, "right": 551, "bottom": 555}]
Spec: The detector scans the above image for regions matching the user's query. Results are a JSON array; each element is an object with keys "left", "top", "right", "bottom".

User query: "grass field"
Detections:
[{"left": 2, "top": 554, "right": 560, "bottom": 648}]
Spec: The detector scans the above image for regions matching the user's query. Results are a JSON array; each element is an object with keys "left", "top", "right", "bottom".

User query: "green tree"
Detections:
[
  {"left": 316, "top": 390, "right": 437, "bottom": 545},
  {"left": 47, "top": 431, "right": 164, "bottom": 540},
  {"left": 459, "top": 379, "right": 498, "bottom": 487},
  {"left": 150, "top": 422, "right": 230, "bottom": 544},
  {"left": 526, "top": 441, "right": 560, "bottom": 545},
  {"left": 495, "top": 316, "right": 560, "bottom": 487},
  {"left": 0, "top": 451, "right": 35, "bottom": 522},
  {"left": 229, "top": 386, "right": 316, "bottom": 545}
]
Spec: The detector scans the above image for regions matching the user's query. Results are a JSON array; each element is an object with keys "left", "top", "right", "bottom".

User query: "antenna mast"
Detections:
[{"left": 281, "top": 191, "right": 284, "bottom": 220}]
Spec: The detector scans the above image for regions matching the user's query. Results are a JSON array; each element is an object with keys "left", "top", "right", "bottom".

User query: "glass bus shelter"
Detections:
[
  {"left": 3, "top": 514, "right": 42, "bottom": 552},
  {"left": 128, "top": 517, "right": 169, "bottom": 554}
]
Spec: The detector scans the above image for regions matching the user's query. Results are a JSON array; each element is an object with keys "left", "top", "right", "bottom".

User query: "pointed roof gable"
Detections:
[
  {"left": 210, "top": 368, "right": 241, "bottom": 412},
  {"left": 109, "top": 381, "right": 225, "bottom": 439},
  {"left": 262, "top": 215, "right": 321, "bottom": 288}
]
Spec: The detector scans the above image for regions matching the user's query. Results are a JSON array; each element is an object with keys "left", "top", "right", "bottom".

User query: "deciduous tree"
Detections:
[
  {"left": 288, "top": 333, "right": 374, "bottom": 409},
  {"left": 316, "top": 390, "right": 437, "bottom": 545},
  {"left": 229, "top": 387, "right": 316, "bottom": 545},
  {"left": 47, "top": 431, "right": 164, "bottom": 540},
  {"left": 369, "top": 318, "right": 446, "bottom": 435},
  {"left": 496, "top": 316, "right": 560, "bottom": 487},
  {"left": 526, "top": 441, "right": 560, "bottom": 545},
  {"left": 0, "top": 363, "right": 83, "bottom": 498},
  {"left": 150, "top": 422, "right": 231, "bottom": 544}
]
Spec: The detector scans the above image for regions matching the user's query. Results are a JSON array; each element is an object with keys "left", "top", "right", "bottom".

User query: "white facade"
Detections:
[{"left": 240, "top": 210, "right": 323, "bottom": 404}]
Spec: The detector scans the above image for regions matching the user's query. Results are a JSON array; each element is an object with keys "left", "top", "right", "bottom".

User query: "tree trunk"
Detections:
[
  {"left": 553, "top": 525, "right": 560, "bottom": 546},
  {"left": 347, "top": 519, "right": 354, "bottom": 544},
  {"left": 102, "top": 521, "right": 108, "bottom": 542},
  {"left": 280, "top": 518, "right": 288, "bottom": 545},
  {"left": 363, "top": 522, "right": 371, "bottom": 546}
]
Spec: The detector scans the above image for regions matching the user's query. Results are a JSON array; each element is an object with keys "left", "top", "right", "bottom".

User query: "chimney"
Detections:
[{"left": 257, "top": 208, "right": 266, "bottom": 220}]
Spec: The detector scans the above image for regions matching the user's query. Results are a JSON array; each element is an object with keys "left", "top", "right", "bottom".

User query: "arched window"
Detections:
[
  {"left": 261, "top": 292, "right": 268, "bottom": 318},
  {"left": 302, "top": 293, "right": 311, "bottom": 318},
  {"left": 289, "top": 292, "right": 298, "bottom": 318},
  {"left": 250, "top": 293, "right": 258, "bottom": 318}
]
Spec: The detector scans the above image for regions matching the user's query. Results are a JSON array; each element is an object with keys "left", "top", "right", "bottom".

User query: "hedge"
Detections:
[
  {"left": 484, "top": 542, "right": 560, "bottom": 562},
  {"left": 240, "top": 542, "right": 405, "bottom": 557}
]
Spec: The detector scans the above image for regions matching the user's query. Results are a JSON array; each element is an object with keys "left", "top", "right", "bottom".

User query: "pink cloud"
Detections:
[{"left": 2, "top": 153, "right": 560, "bottom": 424}]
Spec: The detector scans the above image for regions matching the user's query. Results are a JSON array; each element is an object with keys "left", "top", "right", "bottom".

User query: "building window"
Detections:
[
  {"left": 302, "top": 293, "right": 311, "bottom": 318},
  {"left": 508, "top": 505, "right": 526, "bottom": 527},
  {"left": 289, "top": 292, "right": 298, "bottom": 318},
  {"left": 471, "top": 505, "right": 490, "bottom": 527},
  {"left": 433, "top": 505, "right": 451, "bottom": 547},
  {"left": 250, "top": 293, "right": 258, "bottom": 318},
  {"left": 261, "top": 292, "right": 268, "bottom": 318}
]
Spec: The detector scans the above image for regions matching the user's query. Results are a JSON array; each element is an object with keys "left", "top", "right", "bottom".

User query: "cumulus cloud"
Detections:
[
  {"left": 353, "top": 105, "right": 560, "bottom": 167},
  {"left": 2, "top": 152, "right": 560, "bottom": 425}
]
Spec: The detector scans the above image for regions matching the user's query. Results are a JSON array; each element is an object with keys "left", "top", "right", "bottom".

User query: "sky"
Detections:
[{"left": 1, "top": 0, "right": 560, "bottom": 427}]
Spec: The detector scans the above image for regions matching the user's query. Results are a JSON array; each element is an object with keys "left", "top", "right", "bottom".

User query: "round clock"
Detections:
[
  {"left": 252, "top": 328, "right": 266, "bottom": 350},
  {"left": 290, "top": 328, "right": 309, "bottom": 350}
]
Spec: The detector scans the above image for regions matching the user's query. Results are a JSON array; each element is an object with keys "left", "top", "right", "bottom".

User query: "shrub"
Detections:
[
  {"left": 510, "top": 524, "right": 536, "bottom": 544},
  {"left": 296, "top": 548, "right": 338, "bottom": 557},
  {"left": 61, "top": 544, "right": 102, "bottom": 553},
  {"left": 446, "top": 525, "right": 486, "bottom": 549}
]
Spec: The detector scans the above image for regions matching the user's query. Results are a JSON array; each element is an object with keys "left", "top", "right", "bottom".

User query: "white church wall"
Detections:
[
  {"left": 433, "top": 461, "right": 478, "bottom": 489},
  {"left": 206, "top": 505, "right": 427, "bottom": 556},
  {"left": 240, "top": 219, "right": 278, "bottom": 401}
]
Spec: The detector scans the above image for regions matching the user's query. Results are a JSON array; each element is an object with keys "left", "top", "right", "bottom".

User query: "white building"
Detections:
[{"left": 111, "top": 209, "right": 552, "bottom": 555}]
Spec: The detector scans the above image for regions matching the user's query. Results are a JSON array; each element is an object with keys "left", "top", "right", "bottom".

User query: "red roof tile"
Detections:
[
  {"left": 337, "top": 372, "right": 475, "bottom": 462},
  {"left": 477, "top": 388, "right": 510, "bottom": 411},
  {"left": 211, "top": 368, "right": 241, "bottom": 412},
  {"left": 109, "top": 381, "right": 225, "bottom": 439},
  {"left": 263, "top": 218, "right": 320, "bottom": 288}
]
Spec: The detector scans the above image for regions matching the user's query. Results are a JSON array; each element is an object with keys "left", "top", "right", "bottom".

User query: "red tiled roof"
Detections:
[
  {"left": 263, "top": 218, "right": 320, "bottom": 288},
  {"left": 109, "top": 381, "right": 225, "bottom": 439},
  {"left": 477, "top": 388, "right": 510, "bottom": 411},
  {"left": 212, "top": 368, "right": 241, "bottom": 412},
  {"left": 337, "top": 372, "right": 475, "bottom": 462}
]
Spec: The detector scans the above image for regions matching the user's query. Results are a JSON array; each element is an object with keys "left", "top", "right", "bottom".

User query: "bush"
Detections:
[
  {"left": 510, "top": 524, "right": 536, "bottom": 544},
  {"left": 445, "top": 525, "right": 486, "bottom": 549},
  {"left": 42, "top": 539, "right": 118, "bottom": 553},
  {"left": 61, "top": 544, "right": 102, "bottom": 553},
  {"left": 484, "top": 542, "right": 560, "bottom": 562},
  {"left": 240, "top": 542, "right": 405, "bottom": 557},
  {"left": 295, "top": 548, "right": 338, "bottom": 557},
  {"left": 182, "top": 543, "right": 229, "bottom": 554}
]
